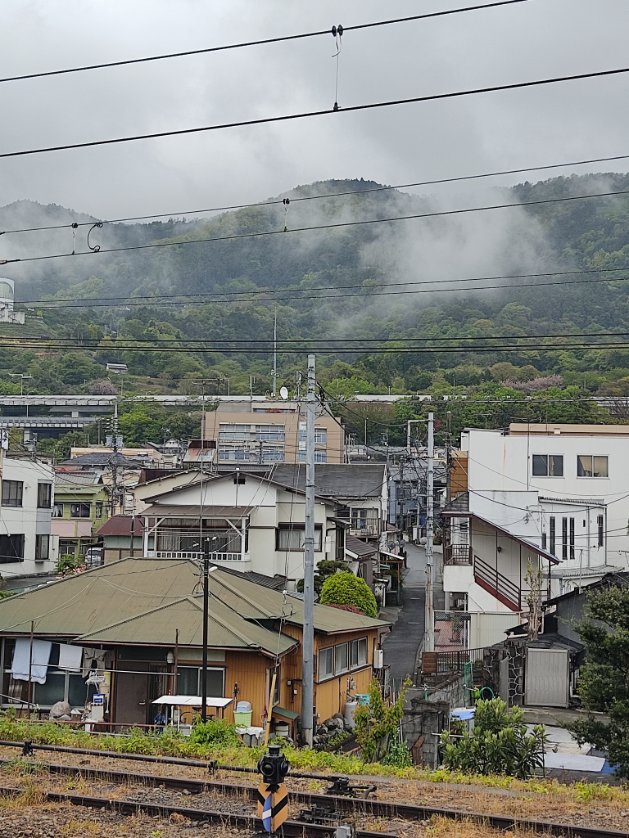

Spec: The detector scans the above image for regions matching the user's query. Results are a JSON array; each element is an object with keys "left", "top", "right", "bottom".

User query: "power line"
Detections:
[
  {"left": 0, "top": 2, "right": 530, "bottom": 85},
  {"left": 2, "top": 329, "right": 629, "bottom": 347},
  {"left": 1, "top": 65, "right": 628, "bottom": 160},
  {"left": 4, "top": 150, "right": 629, "bottom": 237},
  {"left": 0, "top": 338, "right": 628, "bottom": 356},
  {"left": 4, "top": 188, "right": 629, "bottom": 268},
  {"left": 14, "top": 265, "right": 629, "bottom": 311}
]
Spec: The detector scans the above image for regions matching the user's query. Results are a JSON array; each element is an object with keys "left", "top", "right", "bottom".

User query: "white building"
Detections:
[
  {"left": 443, "top": 424, "right": 629, "bottom": 636},
  {"left": 0, "top": 279, "right": 25, "bottom": 325},
  {"left": 0, "top": 455, "right": 56, "bottom": 576},
  {"left": 136, "top": 471, "right": 343, "bottom": 584}
]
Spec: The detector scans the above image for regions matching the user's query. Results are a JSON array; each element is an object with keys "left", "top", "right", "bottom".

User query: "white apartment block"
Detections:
[
  {"left": 0, "top": 455, "right": 56, "bottom": 576},
  {"left": 448, "top": 424, "right": 629, "bottom": 607}
]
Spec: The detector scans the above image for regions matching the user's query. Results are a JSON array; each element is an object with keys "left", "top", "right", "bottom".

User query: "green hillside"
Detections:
[{"left": 1, "top": 172, "right": 629, "bottom": 442}]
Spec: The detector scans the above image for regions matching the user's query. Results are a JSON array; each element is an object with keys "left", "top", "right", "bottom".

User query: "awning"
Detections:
[
  {"left": 152, "top": 695, "right": 233, "bottom": 708},
  {"left": 272, "top": 705, "right": 300, "bottom": 721},
  {"left": 143, "top": 505, "right": 250, "bottom": 519}
]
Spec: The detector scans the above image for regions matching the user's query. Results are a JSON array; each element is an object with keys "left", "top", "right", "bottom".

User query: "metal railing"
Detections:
[
  {"left": 443, "top": 543, "right": 472, "bottom": 565},
  {"left": 474, "top": 554, "right": 521, "bottom": 610},
  {"left": 423, "top": 646, "right": 488, "bottom": 675},
  {"left": 152, "top": 551, "right": 248, "bottom": 562}
]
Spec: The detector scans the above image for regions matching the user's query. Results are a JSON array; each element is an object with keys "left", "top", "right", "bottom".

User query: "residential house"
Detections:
[
  {"left": 51, "top": 470, "right": 109, "bottom": 559},
  {"left": 97, "top": 515, "right": 144, "bottom": 563},
  {"left": 269, "top": 463, "right": 390, "bottom": 547},
  {"left": 0, "top": 455, "right": 56, "bottom": 575},
  {"left": 0, "top": 557, "right": 389, "bottom": 732},
  {"left": 135, "top": 471, "right": 345, "bottom": 584},
  {"left": 448, "top": 425, "right": 629, "bottom": 599},
  {"left": 203, "top": 400, "right": 344, "bottom": 465}
]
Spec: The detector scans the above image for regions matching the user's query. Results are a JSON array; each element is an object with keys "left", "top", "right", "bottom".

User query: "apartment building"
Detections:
[
  {"left": 443, "top": 424, "right": 629, "bottom": 625},
  {"left": 203, "top": 400, "right": 344, "bottom": 465},
  {"left": 0, "top": 455, "right": 56, "bottom": 574}
]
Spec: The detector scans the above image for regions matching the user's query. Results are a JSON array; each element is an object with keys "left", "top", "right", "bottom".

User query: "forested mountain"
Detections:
[{"left": 1, "top": 172, "right": 629, "bottom": 439}]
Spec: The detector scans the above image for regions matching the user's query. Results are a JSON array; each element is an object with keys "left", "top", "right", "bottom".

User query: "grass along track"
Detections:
[{"left": 1, "top": 755, "right": 627, "bottom": 838}]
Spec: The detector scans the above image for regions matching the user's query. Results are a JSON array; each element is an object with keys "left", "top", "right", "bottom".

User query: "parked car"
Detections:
[{"left": 84, "top": 547, "right": 103, "bottom": 567}]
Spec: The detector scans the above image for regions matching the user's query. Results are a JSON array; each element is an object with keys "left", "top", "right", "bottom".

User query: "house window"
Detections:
[
  {"left": 35, "top": 534, "right": 50, "bottom": 561},
  {"left": 177, "top": 666, "right": 225, "bottom": 697},
  {"left": 37, "top": 483, "right": 52, "bottom": 509},
  {"left": 350, "top": 638, "right": 368, "bottom": 668},
  {"left": 549, "top": 517, "right": 556, "bottom": 555},
  {"left": 561, "top": 517, "right": 568, "bottom": 561},
  {"left": 541, "top": 532, "right": 547, "bottom": 550},
  {"left": 52, "top": 503, "right": 64, "bottom": 518},
  {"left": 0, "top": 534, "right": 25, "bottom": 563},
  {"left": 598, "top": 514, "right": 604, "bottom": 548},
  {"left": 335, "top": 643, "right": 349, "bottom": 674},
  {"left": 298, "top": 451, "right": 328, "bottom": 463},
  {"left": 70, "top": 503, "right": 91, "bottom": 518},
  {"left": 319, "top": 638, "right": 369, "bottom": 681},
  {"left": 1, "top": 480, "right": 23, "bottom": 508},
  {"left": 577, "top": 455, "right": 608, "bottom": 478},
  {"left": 315, "top": 428, "right": 328, "bottom": 445},
  {"left": 318, "top": 647, "right": 334, "bottom": 680},
  {"left": 95, "top": 502, "right": 103, "bottom": 518},
  {"left": 569, "top": 517, "right": 575, "bottom": 561},
  {"left": 350, "top": 508, "right": 379, "bottom": 533},
  {"left": 531, "top": 454, "right": 563, "bottom": 477},
  {"left": 276, "top": 524, "right": 323, "bottom": 551}
]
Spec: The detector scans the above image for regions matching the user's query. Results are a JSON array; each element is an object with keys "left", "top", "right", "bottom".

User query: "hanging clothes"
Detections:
[
  {"left": 11, "top": 638, "right": 52, "bottom": 684},
  {"left": 58, "top": 644, "right": 83, "bottom": 672}
]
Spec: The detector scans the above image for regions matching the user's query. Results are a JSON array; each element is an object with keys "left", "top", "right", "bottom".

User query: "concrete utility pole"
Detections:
[
  {"left": 201, "top": 536, "right": 213, "bottom": 722},
  {"left": 109, "top": 399, "right": 119, "bottom": 516},
  {"left": 271, "top": 307, "right": 278, "bottom": 398},
  {"left": 301, "top": 354, "right": 316, "bottom": 746},
  {"left": 425, "top": 411, "right": 435, "bottom": 653}
]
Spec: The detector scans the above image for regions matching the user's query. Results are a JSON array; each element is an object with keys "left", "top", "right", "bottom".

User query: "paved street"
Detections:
[{"left": 382, "top": 542, "right": 427, "bottom": 687}]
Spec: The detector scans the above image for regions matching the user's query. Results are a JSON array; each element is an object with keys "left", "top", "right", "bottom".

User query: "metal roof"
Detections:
[
  {"left": 77, "top": 595, "right": 296, "bottom": 655},
  {"left": 142, "top": 504, "right": 251, "bottom": 519},
  {"left": 269, "top": 464, "right": 386, "bottom": 499},
  {"left": 98, "top": 515, "right": 144, "bottom": 537},
  {"left": 0, "top": 558, "right": 388, "bottom": 642},
  {"left": 345, "top": 535, "right": 378, "bottom": 560}
]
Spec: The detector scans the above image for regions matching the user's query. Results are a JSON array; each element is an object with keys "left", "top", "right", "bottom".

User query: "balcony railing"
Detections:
[
  {"left": 474, "top": 554, "right": 521, "bottom": 611},
  {"left": 443, "top": 543, "right": 472, "bottom": 565},
  {"left": 349, "top": 520, "right": 380, "bottom": 537},
  {"left": 151, "top": 551, "right": 249, "bottom": 562}
]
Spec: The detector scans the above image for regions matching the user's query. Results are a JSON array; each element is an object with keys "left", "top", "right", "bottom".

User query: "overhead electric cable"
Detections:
[
  {"left": 15, "top": 265, "right": 629, "bottom": 310},
  {"left": 2, "top": 150, "right": 629, "bottom": 236},
  {"left": 3, "top": 187, "right": 629, "bottom": 267},
  {"left": 0, "top": 65, "right": 627, "bottom": 159},
  {"left": 0, "top": 2, "right": 530, "bottom": 85}
]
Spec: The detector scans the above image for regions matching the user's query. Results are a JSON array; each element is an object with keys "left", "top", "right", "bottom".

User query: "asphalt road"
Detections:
[{"left": 382, "top": 542, "right": 427, "bottom": 686}]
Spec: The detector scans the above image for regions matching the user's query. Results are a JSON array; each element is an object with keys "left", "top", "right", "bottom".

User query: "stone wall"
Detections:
[{"left": 402, "top": 672, "right": 467, "bottom": 766}]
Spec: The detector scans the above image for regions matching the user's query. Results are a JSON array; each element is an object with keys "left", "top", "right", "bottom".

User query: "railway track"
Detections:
[{"left": 1, "top": 748, "right": 626, "bottom": 838}]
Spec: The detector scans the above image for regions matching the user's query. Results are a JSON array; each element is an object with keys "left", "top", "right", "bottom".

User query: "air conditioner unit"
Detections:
[{"left": 373, "top": 649, "right": 384, "bottom": 669}]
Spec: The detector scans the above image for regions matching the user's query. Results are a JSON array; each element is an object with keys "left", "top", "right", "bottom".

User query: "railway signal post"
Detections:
[{"left": 256, "top": 743, "right": 290, "bottom": 834}]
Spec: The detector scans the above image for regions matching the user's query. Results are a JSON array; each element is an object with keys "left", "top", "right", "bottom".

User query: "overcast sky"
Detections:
[{"left": 1, "top": 0, "right": 628, "bottom": 219}]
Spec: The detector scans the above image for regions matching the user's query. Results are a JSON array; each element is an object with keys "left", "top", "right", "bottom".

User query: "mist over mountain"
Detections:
[{"left": 0, "top": 172, "right": 628, "bottom": 401}]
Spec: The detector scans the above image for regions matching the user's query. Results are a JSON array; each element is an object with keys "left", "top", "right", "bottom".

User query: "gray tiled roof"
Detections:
[{"left": 269, "top": 464, "right": 386, "bottom": 499}]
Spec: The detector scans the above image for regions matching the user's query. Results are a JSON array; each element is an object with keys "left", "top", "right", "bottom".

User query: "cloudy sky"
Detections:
[{"left": 1, "top": 0, "right": 628, "bottom": 219}]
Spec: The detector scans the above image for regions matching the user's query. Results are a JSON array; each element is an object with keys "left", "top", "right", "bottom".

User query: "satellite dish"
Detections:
[{"left": 279, "top": 386, "right": 289, "bottom": 400}]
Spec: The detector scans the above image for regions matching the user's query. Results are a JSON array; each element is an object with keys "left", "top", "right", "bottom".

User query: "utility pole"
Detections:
[
  {"left": 425, "top": 412, "right": 435, "bottom": 653},
  {"left": 301, "top": 354, "right": 316, "bottom": 747},
  {"left": 109, "top": 399, "right": 119, "bottom": 516},
  {"left": 271, "top": 307, "right": 278, "bottom": 398},
  {"left": 201, "top": 536, "right": 211, "bottom": 722}
]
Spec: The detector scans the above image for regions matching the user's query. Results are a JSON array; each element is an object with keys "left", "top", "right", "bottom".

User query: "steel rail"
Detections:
[
  {"left": 0, "top": 783, "right": 392, "bottom": 838},
  {"left": 2, "top": 755, "right": 626, "bottom": 838},
  {"left": 0, "top": 738, "right": 336, "bottom": 781}
]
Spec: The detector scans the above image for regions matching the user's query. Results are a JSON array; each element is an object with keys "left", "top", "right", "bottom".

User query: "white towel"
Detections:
[
  {"left": 11, "top": 638, "right": 52, "bottom": 684},
  {"left": 58, "top": 643, "right": 83, "bottom": 672}
]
